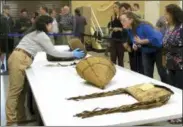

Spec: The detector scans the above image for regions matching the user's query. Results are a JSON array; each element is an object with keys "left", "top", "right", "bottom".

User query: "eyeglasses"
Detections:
[{"left": 120, "top": 19, "right": 128, "bottom": 23}]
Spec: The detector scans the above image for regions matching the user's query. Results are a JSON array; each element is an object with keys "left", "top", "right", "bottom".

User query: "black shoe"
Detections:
[
  {"left": 1, "top": 63, "right": 5, "bottom": 70},
  {"left": 0, "top": 70, "right": 8, "bottom": 75}
]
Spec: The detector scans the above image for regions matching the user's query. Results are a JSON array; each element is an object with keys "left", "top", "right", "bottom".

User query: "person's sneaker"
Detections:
[
  {"left": 168, "top": 118, "right": 182, "bottom": 124},
  {"left": 11, "top": 123, "right": 18, "bottom": 126},
  {"left": 7, "top": 123, "right": 18, "bottom": 126},
  {"left": 1, "top": 63, "right": 5, "bottom": 70}
]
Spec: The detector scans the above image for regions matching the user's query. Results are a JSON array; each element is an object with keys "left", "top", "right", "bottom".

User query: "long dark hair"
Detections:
[
  {"left": 24, "top": 15, "right": 53, "bottom": 35},
  {"left": 113, "top": 1, "right": 121, "bottom": 17},
  {"left": 35, "top": 15, "right": 53, "bottom": 33},
  {"left": 165, "top": 4, "right": 183, "bottom": 26},
  {"left": 121, "top": 12, "right": 153, "bottom": 35},
  {"left": 120, "top": 3, "right": 132, "bottom": 11}
]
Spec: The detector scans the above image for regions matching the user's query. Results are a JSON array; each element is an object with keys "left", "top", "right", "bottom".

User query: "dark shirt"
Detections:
[
  {"left": 0, "top": 14, "right": 14, "bottom": 38},
  {"left": 111, "top": 16, "right": 123, "bottom": 40},
  {"left": 73, "top": 15, "right": 87, "bottom": 36},
  {"left": 14, "top": 17, "right": 32, "bottom": 34},
  {"left": 0, "top": 14, "right": 14, "bottom": 52},
  {"left": 110, "top": 16, "right": 129, "bottom": 43},
  {"left": 59, "top": 13, "right": 73, "bottom": 31},
  {"left": 163, "top": 24, "right": 183, "bottom": 70}
]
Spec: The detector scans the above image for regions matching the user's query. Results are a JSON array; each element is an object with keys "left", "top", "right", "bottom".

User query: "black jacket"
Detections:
[
  {"left": 0, "top": 14, "right": 14, "bottom": 39},
  {"left": 14, "top": 17, "right": 31, "bottom": 34}
]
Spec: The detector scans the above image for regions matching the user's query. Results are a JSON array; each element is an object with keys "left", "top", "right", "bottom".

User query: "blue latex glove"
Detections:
[{"left": 73, "top": 48, "right": 85, "bottom": 59}]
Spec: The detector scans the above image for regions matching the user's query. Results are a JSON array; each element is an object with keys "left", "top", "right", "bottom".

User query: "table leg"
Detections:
[{"left": 26, "top": 78, "right": 44, "bottom": 126}]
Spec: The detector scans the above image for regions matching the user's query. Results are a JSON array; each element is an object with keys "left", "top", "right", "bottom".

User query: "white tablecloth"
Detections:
[{"left": 26, "top": 46, "right": 182, "bottom": 126}]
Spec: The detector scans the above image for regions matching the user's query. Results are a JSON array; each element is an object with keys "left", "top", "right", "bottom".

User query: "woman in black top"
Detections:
[{"left": 110, "top": 2, "right": 128, "bottom": 67}]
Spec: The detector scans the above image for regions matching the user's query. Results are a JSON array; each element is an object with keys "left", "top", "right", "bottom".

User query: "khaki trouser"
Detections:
[
  {"left": 6, "top": 50, "right": 32, "bottom": 125},
  {"left": 62, "top": 30, "right": 73, "bottom": 45}
]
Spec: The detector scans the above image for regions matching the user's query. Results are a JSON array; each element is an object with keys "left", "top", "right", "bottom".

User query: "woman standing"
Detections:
[
  {"left": 110, "top": 2, "right": 128, "bottom": 67},
  {"left": 119, "top": 3, "right": 144, "bottom": 74},
  {"left": 120, "top": 12, "right": 167, "bottom": 82},
  {"left": 6, "top": 15, "right": 85, "bottom": 126},
  {"left": 163, "top": 4, "right": 183, "bottom": 124}
]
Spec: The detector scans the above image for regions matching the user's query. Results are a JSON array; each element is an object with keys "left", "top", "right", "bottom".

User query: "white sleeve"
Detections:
[{"left": 35, "top": 32, "right": 74, "bottom": 58}]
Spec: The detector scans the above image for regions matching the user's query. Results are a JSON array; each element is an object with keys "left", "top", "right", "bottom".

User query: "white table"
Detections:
[{"left": 26, "top": 46, "right": 182, "bottom": 126}]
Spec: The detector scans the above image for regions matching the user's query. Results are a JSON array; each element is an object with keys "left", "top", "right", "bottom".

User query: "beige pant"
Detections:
[
  {"left": 6, "top": 50, "right": 32, "bottom": 125},
  {"left": 62, "top": 30, "right": 73, "bottom": 45}
]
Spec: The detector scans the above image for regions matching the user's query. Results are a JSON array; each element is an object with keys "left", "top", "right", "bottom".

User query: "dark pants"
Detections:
[
  {"left": 75, "top": 34, "right": 84, "bottom": 44},
  {"left": 0, "top": 38, "right": 14, "bottom": 54},
  {"left": 142, "top": 50, "right": 169, "bottom": 83},
  {"left": 110, "top": 42, "right": 124, "bottom": 67},
  {"left": 168, "top": 70, "right": 183, "bottom": 90},
  {"left": 129, "top": 50, "right": 144, "bottom": 74}
]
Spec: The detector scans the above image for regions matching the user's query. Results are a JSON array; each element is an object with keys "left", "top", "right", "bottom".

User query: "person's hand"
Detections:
[
  {"left": 73, "top": 48, "right": 85, "bottom": 59},
  {"left": 113, "top": 27, "right": 122, "bottom": 32},
  {"left": 134, "top": 36, "right": 142, "bottom": 44},
  {"left": 133, "top": 44, "right": 138, "bottom": 51},
  {"left": 21, "top": 27, "right": 26, "bottom": 30},
  {"left": 123, "top": 42, "right": 132, "bottom": 52},
  {"left": 117, "top": 27, "right": 122, "bottom": 31},
  {"left": 113, "top": 27, "right": 118, "bottom": 32}
]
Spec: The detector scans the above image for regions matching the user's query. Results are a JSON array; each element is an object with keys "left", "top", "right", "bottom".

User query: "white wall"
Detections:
[
  {"left": 180, "top": 1, "right": 182, "bottom": 8},
  {"left": 0, "top": 0, "right": 3, "bottom": 13},
  {"left": 144, "top": 1, "right": 160, "bottom": 25}
]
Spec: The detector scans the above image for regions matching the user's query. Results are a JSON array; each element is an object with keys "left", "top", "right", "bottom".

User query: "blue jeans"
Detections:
[{"left": 142, "top": 50, "right": 169, "bottom": 83}]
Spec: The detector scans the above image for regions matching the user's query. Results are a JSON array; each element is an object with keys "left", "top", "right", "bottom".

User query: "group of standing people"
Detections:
[
  {"left": 0, "top": 4, "right": 87, "bottom": 126},
  {"left": 1, "top": 2, "right": 182, "bottom": 125},
  {"left": 109, "top": 1, "right": 183, "bottom": 101},
  {"left": 109, "top": 2, "right": 183, "bottom": 123},
  {"left": 0, "top": 4, "right": 87, "bottom": 72},
  {"left": 108, "top": 2, "right": 183, "bottom": 123}
]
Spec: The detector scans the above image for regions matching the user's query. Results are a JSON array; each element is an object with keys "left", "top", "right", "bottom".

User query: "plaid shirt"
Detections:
[{"left": 59, "top": 13, "right": 73, "bottom": 31}]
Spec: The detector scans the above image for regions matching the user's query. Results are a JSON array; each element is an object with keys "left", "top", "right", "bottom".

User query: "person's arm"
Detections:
[
  {"left": 35, "top": 32, "right": 74, "bottom": 58},
  {"left": 14, "top": 19, "right": 21, "bottom": 33},
  {"left": 156, "top": 17, "right": 163, "bottom": 28},
  {"left": 71, "top": 15, "right": 74, "bottom": 31},
  {"left": 137, "top": 24, "right": 162, "bottom": 47},
  {"left": 122, "top": 30, "right": 132, "bottom": 52}
]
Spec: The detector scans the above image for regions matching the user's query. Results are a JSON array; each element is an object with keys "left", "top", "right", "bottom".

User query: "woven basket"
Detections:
[
  {"left": 68, "top": 38, "right": 87, "bottom": 57},
  {"left": 47, "top": 38, "right": 86, "bottom": 61},
  {"left": 76, "top": 56, "right": 116, "bottom": 89},
  {"left": 126, "top": 83, "right": 174, "bottom": 102}
]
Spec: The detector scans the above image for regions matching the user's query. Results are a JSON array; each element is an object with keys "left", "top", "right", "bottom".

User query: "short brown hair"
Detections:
[
  {"left": 40, "top": 5, "right": 48, "bottom": 13},
  {"left": 120, "top": 3, "right": 132, "bottom": 11},
  {"left": 3, "top": 5, "right": 10, "bottom": 10}
]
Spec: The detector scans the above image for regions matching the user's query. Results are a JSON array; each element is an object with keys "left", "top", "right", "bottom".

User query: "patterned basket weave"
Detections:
[
  {"left": 76, "top": 56, "right": 116, "bottom": 89},
  {"left": 67, "top": 83, "right": 174, "bottom": 118},
  {"left": 47, "top": 38, "right": 86, "bottom": 61},
  {"left": 126, "top": 83, "right": 174, "bottom": 102}
]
